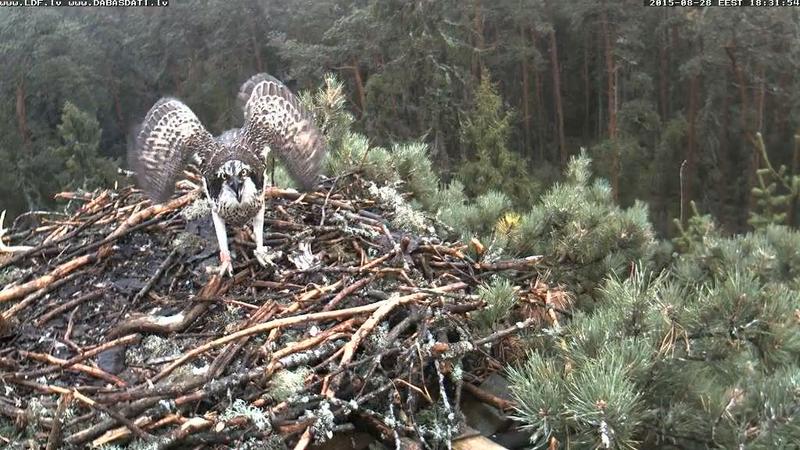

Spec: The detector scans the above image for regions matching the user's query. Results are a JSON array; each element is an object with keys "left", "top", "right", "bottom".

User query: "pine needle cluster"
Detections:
[
  {"left": 509, "top": 214, "right": 800, "bottom": 448},
  {"left": 505, "top": 153, "right": 657, "bottom": 304},
  {"left": 471, "top": 277, "right": 517, "bottom": 332},
  {"left": 748, "top": 133, "right": 800, "bottom": 229}
]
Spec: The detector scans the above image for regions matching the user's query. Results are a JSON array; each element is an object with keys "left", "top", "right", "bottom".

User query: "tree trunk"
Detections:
[
  {"left": 658, "top": 20, "right": 669, "bottom": 120},
  {"left": 521, "top": 26, "right": 532, "bottom": 157},
  {"left": 789, "top": 135, "right": 800, "bottom": 227},
  {"left": 15, "top": 79, "right": 31, "bottom": 148},
  {"left": 725, "top": 43, "right": 757, "bottom": 223},
  {"left": 170, "top": 63, "right": 183, "bottom": 97},
  {"left": 549, "top": 29, "right": 567, "bottom": 166},
  {"left": 776, "top": 72, "right": 791, "bottom": 136},
  {"left": 113, "top": 89, "right": 124, "bottom": 131},
  {"left": 531, "top": 29, "right": 545, "bottom": 161},
  {"left": 684, "top": 74, "right": 700, "bottom": 227},
  {"left": 251, "top": 30, "right": 264, "bottom": 73},
  {"left": 726, "top": 45, "right": 749, "bottom": 134},
  {"left": 601, "top": 2, "right": 619, "bottom": 200},
  {"left": 756, "top": 65, "right": 765, "bottom": 132},
  {"left": 583, "top": 33, "right": 591, "bottom": 142},
  {"left": 351, "top": 58, "right": 367, "bottom": 117},
  {"left": 716, "top": 80, "right": 732, "bottom": 227},
  {"left": 472, "top": 0, "right": 485, "bottom": 79}
]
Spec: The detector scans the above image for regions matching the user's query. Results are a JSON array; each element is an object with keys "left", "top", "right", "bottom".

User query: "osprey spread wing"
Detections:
[
  {"left": 130, "top": 73, "right": 326, "bottom": 200},
  {"left": 128, "top": 73, "right": 328, "bottom": 275}
]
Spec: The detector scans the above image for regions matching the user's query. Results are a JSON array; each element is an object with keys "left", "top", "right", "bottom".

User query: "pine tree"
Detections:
[
  {"left": 748, "top": 133, "right": 800, "bottom": 229},
  {"left": 49, "top": 102, "right": 118, "bottom": 192},
  {"left": 457, "top": 69, "right": 540, "bottom": 207},
  {"left": 509, "top": 153, "right": 656, "bottom": 304},
  {"left": 509, "top": 194, "right": 800, "bottom": 449}
]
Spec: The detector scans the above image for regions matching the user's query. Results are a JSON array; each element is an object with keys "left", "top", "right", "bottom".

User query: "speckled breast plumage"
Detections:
[{"left": 213, "top": 195, "right": 263, "bottom": 227}]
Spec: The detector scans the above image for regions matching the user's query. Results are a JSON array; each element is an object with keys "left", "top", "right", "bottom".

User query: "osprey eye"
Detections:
[{"left": 240, "top": 169, "right": 248, "bottom": 177}]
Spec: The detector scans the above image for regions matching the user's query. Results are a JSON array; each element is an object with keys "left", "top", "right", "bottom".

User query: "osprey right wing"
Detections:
[
  {"left": 239, "top": 74, "right": 327, "bottom": 191},
  {"left": 129, "top": 98, "right": 216, "bottom": 202}
]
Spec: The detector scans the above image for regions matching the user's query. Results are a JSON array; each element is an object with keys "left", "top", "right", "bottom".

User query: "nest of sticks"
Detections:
[{"left": 0, "top": 174, "right": 570, "bottom": 449}]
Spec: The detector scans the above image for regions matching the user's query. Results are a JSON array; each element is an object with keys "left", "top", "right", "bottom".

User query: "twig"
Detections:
[
  {"left": 45, "top": 392, "right": 73, "bottom": 450},
  {"left": 293, "top": 426, "right": 313, "bottom": 450},
  {"left": 6, "top": 334, "right": 141, "bottom": 379},
  {"left": 8, "top": 379, "right": 151, "bottom": 441},
  {"left": 132, "top": 248, "right": 178, "bottom": 306},
  {"left": 107, "top": 275, "right": 225, "bottom": 338},
  {"left": 0, "top": 210, "right": 33, "bottom": 252},
  {"left": 461, "top": 382, "right": 515, "bottom": 411},
  {"left": 20, "top": 351, "right": 127, "bottom": 387},
  {"left": 35, "top": 289, "right": 103, "bottom": 326},
  {"left": 474, "top": 317, "right": 538, "bottom": 346},
  {"left": 153, "top": 282, "right": 466, "bottom": 383},
  {"left": 0, "top": 254, "right": 96, "bottom": 304},
  {"left": 1, "top": 271, "right": 84, "bottom": 321},
  {"left": 0, "top": 211, "right": 104, "bottom": 271},
  {"left": 322, "top": 274, "right": 376, "bottom": 311}
]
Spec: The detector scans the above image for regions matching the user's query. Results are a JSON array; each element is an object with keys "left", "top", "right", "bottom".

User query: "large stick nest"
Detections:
[{"left": 0, "top": 175, "right": 570, "bottom": 449}]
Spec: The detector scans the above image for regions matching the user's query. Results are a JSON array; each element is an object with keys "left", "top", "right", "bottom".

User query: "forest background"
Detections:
[
  {"left": 2, "top": 3, "right": 800, "bottom": 449},
  {"left": 3, "top": 2, "right": 800, "bottom": 234}
]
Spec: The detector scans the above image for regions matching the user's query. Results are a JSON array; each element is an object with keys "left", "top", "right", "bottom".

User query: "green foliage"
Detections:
[
  {"left": 510, "top": 218, "right": 800, "bottom": 448},
  {"left": 308, "top": 74, "right": 443, "bottom": 210},
  {"left": 4, "top": 6, "right": 800, "bottom": 450},
  {"left": 50, "top": 102, "right": 119, "bottom": 191},
  {"left": 673, "top": 200, "right": 720, "bottom": 255},
  {"left": 391, "top": 141, "right": 440, "bottom": 210},
  {"left": 436, "top": 188, "right": 512, "bottom": 242},
  {"left": 509, "top": 153, "right": 656, "bottom": 303},
  {"left": 508, "top": 352, "right": 566, "bottom": 448},
  {"left": 472, "top": 277, "right": 517, "bottom": 331},
  {"left": 300, "top": 73, "right": 355, "bottom": 153},
  {"left": 457, "top": 70, "right": 540, "bottom": 207},
  {"left": 748, "top": 133, "right": 800, "bottom": 229}
]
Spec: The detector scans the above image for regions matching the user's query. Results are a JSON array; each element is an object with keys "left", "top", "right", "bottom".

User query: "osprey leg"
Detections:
[
  {"left": 253, "top": 204, "right": 265, "bottom": 251},
  {"left": 252, "top": 204, "right": 278, "bottom": 267},
  {"left": 211, "top": 209, "right": 233, "bottom": 277}
]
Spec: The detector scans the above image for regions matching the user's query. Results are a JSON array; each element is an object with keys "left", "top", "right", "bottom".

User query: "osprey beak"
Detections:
[{"left": 230, "top": 177, "right": 243, "bottom": 202}]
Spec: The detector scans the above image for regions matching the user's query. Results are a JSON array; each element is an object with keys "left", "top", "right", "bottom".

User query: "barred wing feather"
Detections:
[
  {"left": 128, "top": 98, "right": 215, "bottom": 202},
  {"left": 240, "top": 74, "right": 326, "bottom": 191}
]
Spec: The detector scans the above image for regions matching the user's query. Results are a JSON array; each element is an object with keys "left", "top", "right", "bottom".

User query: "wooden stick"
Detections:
[
  {"left": 45, "top": 391, "right": 73, "bottom": 450},
  {"left": 7, "top": 379, "right": 150, "bottom": 441},
  {"left": 293, "top": 426, "right": 313, "bottom": 450},
  {"left": 71, "top": 389, "right": 152, "bottom": 441},
  {"left": 461, "top": 382, "right": 516, "bottom": 411},
  {"left": 6, "top": 334, "right": 140, "bottom": 379},
  {"left": 131, "top": 248, "right": 178, "bottom": 306},
  {"left": 20, "top": 351, "right": 127, "bottom": 387},
  {"left": 322, "top": 275, "right": 376, "bottom": 311},
  {"left": 1, "top": 271, "right": 84, "bottom": 320},
  {"left": 152, "top": 282, "right": 466, "bottom": 383},
  {"left": 474, "top": 317, "right": 538, "bottom": 346},
  {"left": 35, "top": 289, "right": 103, "bottom": 326},
  {"left": 0, "top": 192, "right": 195, "bottom": 305},
  {"left": 266, "top": 319, "right": 357, "bottom": 375},
  {"left": 338, "top": 283, "right": 446, "bottom": 368},
  {"left": 0, "top": 254, "right": 96, "bottom": 304}
]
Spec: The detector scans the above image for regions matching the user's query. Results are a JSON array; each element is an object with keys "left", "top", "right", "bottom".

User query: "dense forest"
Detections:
[
  {"left": 3, "top": 2, "right": 800, "bottom": 233},
  {"left": 1, "top": 3, "right": 800, "bottom": 449}
]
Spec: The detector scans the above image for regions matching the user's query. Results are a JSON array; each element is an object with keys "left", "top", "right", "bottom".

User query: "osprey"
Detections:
[{"left": 129, "top": 74, "right": 326, "bottom": 275}]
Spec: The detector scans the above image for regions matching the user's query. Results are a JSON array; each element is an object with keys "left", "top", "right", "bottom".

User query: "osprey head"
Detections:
[{"left": 214, "top": 159, "right": 257, "bottom": 203}]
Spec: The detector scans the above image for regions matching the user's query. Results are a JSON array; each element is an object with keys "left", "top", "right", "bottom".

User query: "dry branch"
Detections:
[{"left": 0, "top": 178, "right": 569, "bottom": 449}]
